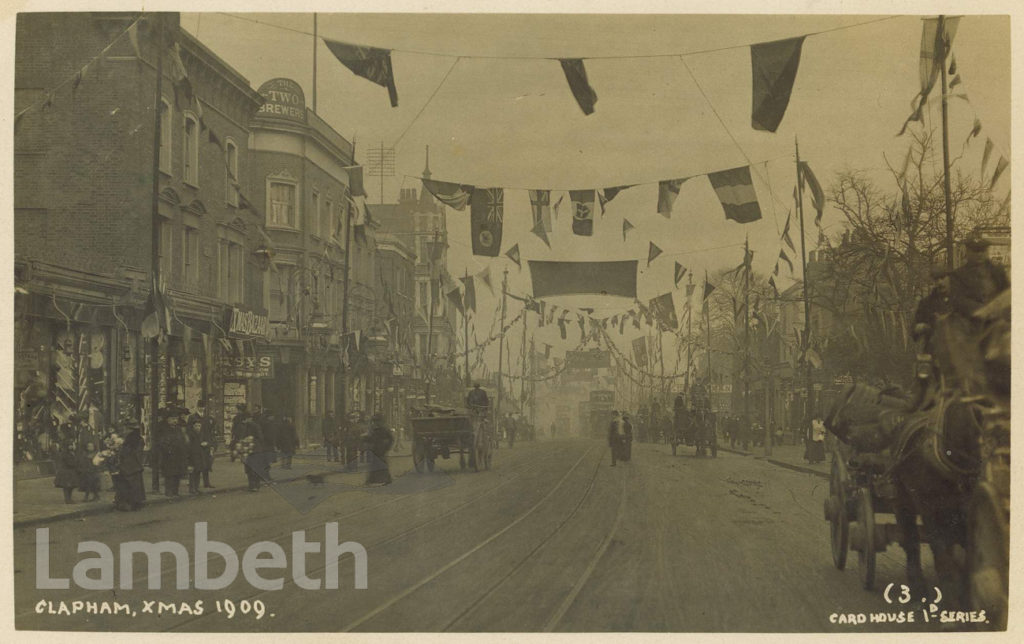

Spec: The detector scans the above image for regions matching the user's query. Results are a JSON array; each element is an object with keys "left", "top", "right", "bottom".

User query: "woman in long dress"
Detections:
[
  {"left": 365, "top": 414, "right": 394, "bottom": 485},
  {"left": 114, "top": 424, "right": 146, "bottom": 511}
]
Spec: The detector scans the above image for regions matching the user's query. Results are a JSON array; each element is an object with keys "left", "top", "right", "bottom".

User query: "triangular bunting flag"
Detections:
[
  {"left": 657, "top": 178, "right": 688, "bottom": 217},
  {"left": 446, "top": 286, "right": 464, "bottom": 315},
  {"left": 981, "top": 138, "right": 994, "bottom": 178},
  {"left": 528, "top": 189, "right": 553, "bottom": 232},
  {"left": 674, "top": 262, "right": 686, "bottom": 287},
  {"left": 703, "top": 273, "right": 716, "bottom": 301},
  {"left": 966, "top": 118, "right": 982, "bottom": 145},
  {"left": 750, "top": 36, "right": 806, "bottom": 132},
  {"left": 505, "top": 243, "right": 521, "bottom": 269},
  {"left": 768, "top": 275, "right": 778, "bottom": 295},
  {"left": 782, "top": 211, "right": 796, "bottom": 253},
  {"left": 989, "top": 156, "right": 1009, "bottom": 190},
  {"left": 559, "top": 58, "right": 597, "bottom": 116},
  {"left": 899, "top": 17, "right": 960, "bottom": 136},
  {"left": 552, "top": 194, "right": 564, "bottom": 221},
  {"left": 622, "top": 218, "right": 634, "bottom": 242},
  {"left": 647, "top": 242, "right": 663, "bottom": 266},
  {"left": 477, "top": 267, "right": 494, "bottom": 296},
  {"left": 323, "top": 38, "right": 399, "bottom": 107},
  {"left": 779, "top": 248, "right": 794, "bottom": 273},
  {"left": 531, "top": 216, "right": 551, "bottom": 248},
  {"left": 460, "top": 276, "right": 476, "bottom": 313}
]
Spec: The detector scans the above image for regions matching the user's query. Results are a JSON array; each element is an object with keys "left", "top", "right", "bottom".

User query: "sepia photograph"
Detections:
[{"left": 7, "top": 2, "right": 1015, "bottom": 635}]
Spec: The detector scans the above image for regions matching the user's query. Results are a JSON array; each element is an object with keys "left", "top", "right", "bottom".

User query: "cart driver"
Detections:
[{"left": 466, "top": 384, "right": 490, "bottom": 416}]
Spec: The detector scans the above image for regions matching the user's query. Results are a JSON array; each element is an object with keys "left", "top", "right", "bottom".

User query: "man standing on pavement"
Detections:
[
  {"left": 622, "top": 413, "right": 634, "bottom": 462},
  {"left": 365, "top": 413, "right": 395, "bottom": 486},
  {"left": 229, "top": 403, "right": 248, "bottom": 462},
  {"left": 278, "top": 415, "right": 299, "bottom": 469},
  {"left": 608, "top": 410, "right": 623, "bottom": 466},
  {"left": 188, "top": 400, "right": 217, "bottom": 488}
]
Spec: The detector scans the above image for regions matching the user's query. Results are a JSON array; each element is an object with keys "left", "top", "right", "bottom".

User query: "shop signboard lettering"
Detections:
[
  {"left": 255, "top": 78, "right": 306, "bottom": 123},
  {"left": 226, "top": 307, "right": 269, "bottom": 340},
  {"left": 565, "top": 349, "right": 610, "bottom": 370},
  {"left": 218, "top": 353, "right": 275, "bottom": 379}
]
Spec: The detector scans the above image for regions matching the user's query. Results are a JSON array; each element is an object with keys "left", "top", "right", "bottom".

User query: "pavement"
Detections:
[
  {"left": 14, "top": 438, "right": 964, "bottom": 633},
  {"left": 715, "top": 442, "right": 831, "bottom": 478},
  {"left": 12, "top": 444, "right": 418, "bottom": 528}
]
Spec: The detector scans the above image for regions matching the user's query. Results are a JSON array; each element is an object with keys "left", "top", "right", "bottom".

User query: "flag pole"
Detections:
[
  {"left": 686, "top": 272, "right": 693, "bottom": 399},
  {"left": 704, "top": 272, "right": 712, "bottom": 398},
  {"left": 496, "top": 268, "right": 509, "bottom": 431},
  {"left": 795, "top": 136, "right": 815, "bottom": 445},
  {"left": 339, "top": 189, "right": 354, "bottom": 420},
  {"left": 148, "top": 13, "right": 166, "bottom": 491},
  {"left": 424, "top": 229, "right": 439, "bottom": 406},
  {"left": 463, "top": 268, "right": 470, "bottom": 387},
  {"left": 743, "top": 236, "right": 751, "bottom": 450},
  {"left": 312, "top": 13, "right": 317, "bottom": 112},
  {"left": 938, "top": 15, "right": 956, "bottom": 270}
]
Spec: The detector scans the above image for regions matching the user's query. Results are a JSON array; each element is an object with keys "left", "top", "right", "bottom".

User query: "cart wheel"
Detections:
[
  {"left": 968, "top": 482, "right": 1008, "bottom": 629},
  {"left": 857, "top": 488, "right": 876, "bottom": 590},
  {"left": 828, "top": 458, "right": 849, "bottom": 570},
  {"left": 412, "top": 443, "right": 426, "bottom": 473}
]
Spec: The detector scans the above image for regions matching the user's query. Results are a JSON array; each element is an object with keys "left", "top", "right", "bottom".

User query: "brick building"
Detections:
[{"left": 14, "top": 13, "right": 266, "bottom": 449}]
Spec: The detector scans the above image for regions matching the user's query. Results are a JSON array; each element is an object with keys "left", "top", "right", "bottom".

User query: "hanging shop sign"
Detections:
[
  {"left": 225, "top": 306, "right": 270, "bottom": 340},
  {"left": 219, "top": 353, "right": 275, "bottom": 379}
]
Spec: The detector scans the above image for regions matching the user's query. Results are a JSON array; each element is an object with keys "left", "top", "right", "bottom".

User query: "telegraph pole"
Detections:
[
  {"left": 148, "top": 13, "right": 166, "bottom": 491},
  {"left": 795, "top": 137, "right": 815, "bottom": 443},
  {"left": 495, "top": 268, "right": 509, "bottom": 430},
  {"left": 463, "top": 268, "right": 471, "bottom": 386},
  {"left": 686, "top": 272, "right": 694, "bottom": 399}
]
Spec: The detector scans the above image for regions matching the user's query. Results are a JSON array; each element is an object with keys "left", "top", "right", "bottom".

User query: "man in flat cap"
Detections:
[{"left": 948, "top": 233, "right": 1009, "bottom": 320}]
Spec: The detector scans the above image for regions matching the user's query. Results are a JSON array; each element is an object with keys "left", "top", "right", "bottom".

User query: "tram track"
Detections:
[{"left": 161, "top": 444, "right": 587, "bottom": 631}]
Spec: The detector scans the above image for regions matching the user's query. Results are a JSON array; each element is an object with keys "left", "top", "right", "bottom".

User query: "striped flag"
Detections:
[
  {"left": 423, "top": 179, "right": 473, "bottom": 211},
  {"left": 708, "top": 166, "right": 762, "bottom": 223}
]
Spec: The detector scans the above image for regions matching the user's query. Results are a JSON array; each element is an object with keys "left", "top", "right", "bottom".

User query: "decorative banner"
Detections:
[
  {"left": 649, "top": 292, "right": 678, "bottom": 330},
  {"left": 798, "top": 161, "right": 825, "bottom": 225},
  {"left": 750, "top": 36, "right": 806, "bottom": 132},
  {"left": 528, "top": 260, "right": 638, "bottom": 299},
  {"left": 570, "top": 190, "right": 595, "bottom": 236},
  {"left": 529, "top": 189, "right": 553, "bottom": 232},
  {"left": 470, "top": 187, "right": 504, "bottom": 256},
  {"left": 446, "top": 286, "right": 464, "bottom": 315},
  {"left": 782, "top": 211, "right": 797, "bottom": 253},
  {"left": 505, "top": 243, "right": 522, "bottom": 269},
  {"left": 559, "top": 58, "right": 597, "bottom": 115},
  {"left": 657, "top": 178, "right": 688, "bottom": 217},
  {"left": 989, "top": 156, "right": 1009, "bottom": 190},
  {"left": 423, "top": 178, "right": 473, "bottom": 211},
  {"left": 632, "top": 336, "right": 648, "bottom": 367},
  {"left": 323, "top": 38, "right": 399, "bottom": 107},
  {"left": 566, "top": 349, "right": 610, "bottom": 370},
  {"left": 647, "top": 242, "right": 663, "bottom": 266},
  {"left": 345, "top": 165, "right": 366, "bottom": 197},
  {"left": 674, "top": 262, "right": 687, "bottom": 287},
  {"left": 899, "top": 17, "right": 960, "bottom": 135},
  {"left": 778, "top": 248, "right": 794, "bottom": 273},
  {"left": 708, "top": 166, "right": 762, "bottom": 223},
  {"left": 477, "top": 266, "right": 494, "bottom": 296},
  {"left": 531, "top": 217, "right": 551, "bottom": 248},
  {"left": 622, "top": 218, "right": 635, "bottom": 241}
]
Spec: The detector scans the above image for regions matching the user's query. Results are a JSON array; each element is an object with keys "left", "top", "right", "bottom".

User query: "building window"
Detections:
[
  {"left": 418, "top": 281, "right": 428, "bottom": 317},
  {"left": 183, "top": 113, "right": 199, "bottom": 186},
  {"left": 269, "top": 265, "right": 293, "bottom": 322},
  {"left": 323, "top": 199, "right": 332, "bottom": 240},
  {"left": 183, "top": 225, "right": 199, "bottom": 288},
  {"left": 218, "top": 238, "right": 245, "bottom": 304},
  {"left": 225, "top": 140, "right": 238, "bottom": 206},
  {"left": 158, "top": 221, "right": 173, "bottom": 281},
  {"left": 311, "top": 190, "right": 321, "bottom": 237},
  {"left": 159, "top": 100, "right": 172, "bottom": 174},
  {"left": 269, "top": 181, "right": 297, "bottom": 228}
]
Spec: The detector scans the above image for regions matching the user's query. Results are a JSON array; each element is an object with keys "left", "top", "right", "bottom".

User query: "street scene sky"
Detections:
[{"left": 177, "top": 9, "right": 1010, "bottom": 371}]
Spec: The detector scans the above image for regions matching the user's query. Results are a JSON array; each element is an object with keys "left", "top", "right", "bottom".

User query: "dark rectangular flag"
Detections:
[
  {"left": 649, "top": 292, "right": 678, "bottom": 331},
  {"left": 470, "top": 188, "right": 504, "bottom": 256},
  {"left": 570, "top": 190, "right": 595, "bottom": 236},
  {"left": 324, "top": 38, "right": 399, "bottom": 107},
  {"left": 708, "top": 166, "right": 762, "bottom": 223},
  {"left": 460, "top": 275, "right": 476, "bottom": 313},
  {"left": 799, "top": 161, "right": 825, "bottom": 225},
  {"left": 750, "top": 36, "right": 806, "bottom": 132},
  {"left": 528, "top": 260, "right": 637, "bottom": 299},
  {"left": 559, "top": 58, "right": 597, "bottom": 115}
]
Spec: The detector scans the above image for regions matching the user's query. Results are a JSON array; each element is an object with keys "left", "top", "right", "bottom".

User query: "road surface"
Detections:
[{"left": 16, "top": 439, "right": 983, "bottom": 633}]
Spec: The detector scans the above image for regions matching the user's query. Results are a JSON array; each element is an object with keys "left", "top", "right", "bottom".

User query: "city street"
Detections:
[{"left": 14, "top": 438, "right": 965, "bottom": 633}]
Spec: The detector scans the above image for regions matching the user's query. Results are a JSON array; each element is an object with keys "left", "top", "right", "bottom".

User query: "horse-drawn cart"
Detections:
[
  {"left": 671, "top": 390, "right": 717, "bottom": 458},
  {"left": 409, "top": 406, "right": 492, "bottom": 473}
]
